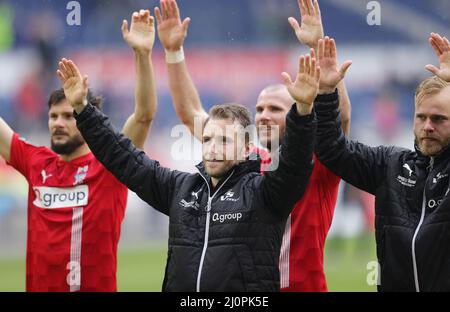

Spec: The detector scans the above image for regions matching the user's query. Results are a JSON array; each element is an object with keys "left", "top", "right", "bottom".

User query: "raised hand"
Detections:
[
  {"left": 288, "top": 0, "right": 324, "bottom": 49},
  {"left": 317, "top": 37, "right": 352, "bottom": 94},
  {"left": 282, "top": 49, "right": 321, "bottom": 115},
  {"left": 56, "top": 58, "right": 88, "bottom": 113},
  {"left": 154, "top": 0, "right": 191, "bottom": 52},
  {"left": 426, "top": 32, "right": 450, "bottom": 82},
  {"left": 122, "top": 10, "right": 155, "bottom": 53}
]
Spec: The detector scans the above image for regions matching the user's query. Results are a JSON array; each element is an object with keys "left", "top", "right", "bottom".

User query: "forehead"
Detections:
[
  {"left": 203, "top": 118, "right": 242, "bottom": 137},
  {"left": 49, "top": 100, "right": 73, "bottom": 114},
  {"left": 416, "top": 88, "right": 450, "bottom": 116},
  {"left": 256, "top": 88, "right": 293, "bottom": 109}
]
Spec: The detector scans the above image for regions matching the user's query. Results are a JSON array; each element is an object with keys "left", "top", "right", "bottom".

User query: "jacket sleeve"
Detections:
[
  {"left": 257, "top": 104, "right": 316, "bottom": 220},
  {"left": 74, "top": 103, "right": 186, "bottom": 216},
  {"left": 315, "top": 90, "right": 397, "bottom": 195}
]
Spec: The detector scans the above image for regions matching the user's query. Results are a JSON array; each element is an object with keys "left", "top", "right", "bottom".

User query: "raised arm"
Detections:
[
  {"left": 289, "top": 0, "right": 351, "bottom": 134},
  {"left": 121, "top": 10, "right": 157, "bottom": 150},
  {"left": 315, "top": 37, "right": 396, "bottom": 193},
  {"left": 155, "top": 0, "right": 207, "bottom": 141},
  {"left": 426, "top": 32, "right": 450, "bottom": 82},
  {"left": 0, "top": 118, "right": 13, "bottom": 162},
  {"left": 57, "top": 58, "right": 185, "bottom": 215},
  {"left": 257, "top": 51, "right": 319, "bottom": 219}
]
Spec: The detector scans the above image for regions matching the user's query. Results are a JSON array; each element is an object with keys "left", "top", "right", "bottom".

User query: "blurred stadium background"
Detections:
[{"left": 0, "top": 0, "right": 449, "bottom": 291}]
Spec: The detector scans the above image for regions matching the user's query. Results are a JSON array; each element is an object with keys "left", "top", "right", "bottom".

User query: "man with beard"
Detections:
[
  {"left": 154, "top": 0, "right": 351, "bottom": 291},
  {"left": 315, "top": 32, "right": 450, "bottom": 291},
  {"left": 0, "top": 10, "right": 157, "bottom": 291}
]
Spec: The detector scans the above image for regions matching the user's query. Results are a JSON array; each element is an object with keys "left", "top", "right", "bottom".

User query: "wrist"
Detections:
[
  {"left": 295, "top": 102, "right": 313, "bottom": 116},
  {"left": 165, "top": 47, "right": 185, "bottom": 64},
  {"left": 133, "top": 48, "right": 152, "bottom": 57},
  {"left": 319, "top": 87, "right": 336, "bottom": 95},
  {"left": 73, "top": 99, "right": 88, "bottom": 114}
]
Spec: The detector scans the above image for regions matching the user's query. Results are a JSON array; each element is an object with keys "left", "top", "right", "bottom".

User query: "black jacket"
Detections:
[
  {"left": 75, "top": 103, "right": 316, "bottom": 292},
  {"left": 315, "top": 90, "right": 450, "bottom": 292}
]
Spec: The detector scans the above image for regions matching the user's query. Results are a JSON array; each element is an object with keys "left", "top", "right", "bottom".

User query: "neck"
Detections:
[
  {"left": 59, "top": 144, "right": 91, "bottom": 162},
  {"left": 211, "top": 177, "right": 219, "bottom": 188}
]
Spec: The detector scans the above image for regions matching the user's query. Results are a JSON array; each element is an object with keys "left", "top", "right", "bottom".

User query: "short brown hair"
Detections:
[
  {"left": 47, "top": 88, "right": 103, "bottom": 110},
  {"left": 204, "top": 103, "right": 253, "bottom": 142},
  {"left": 415, "top": 76, "right": 450, "bottom": 107}
]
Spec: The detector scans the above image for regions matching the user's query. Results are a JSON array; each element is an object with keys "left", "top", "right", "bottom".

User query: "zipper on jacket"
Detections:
[
  {"left": 195, "top": 170, "right": 235, "bottom": 292},
  {"left": 411, "top": 156, "right": 434, "bottom": 292}
]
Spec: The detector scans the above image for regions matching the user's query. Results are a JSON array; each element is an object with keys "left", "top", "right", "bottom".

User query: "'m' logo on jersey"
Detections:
[
  {"left": 74, "top": 166, "right": 89, "bottom": 185},
  {"left": 33, "top": 185, "right": 89, "bottom": 209}
]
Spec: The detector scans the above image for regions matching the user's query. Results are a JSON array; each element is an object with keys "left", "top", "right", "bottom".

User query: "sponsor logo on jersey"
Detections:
[
  {"left": 403, "top": 164, "right": 414, "bottom": 177},
  {"left": 41, "top": 170, "right": 53, "bottom": 184},
  {"left": 74, "top": 166, "right": 89, "bottom": 185},
  {"left": 433, "top": 172, "right": 448, "bottom": 184},
  {"left": 220, "top": 190, "right": 239, "bottom": 202},
  {"left": 212, "top": 212, "right": 243, "bottom": 223},
  {"left": 33, "top": 185, "right": 89, "bottom": 209}
]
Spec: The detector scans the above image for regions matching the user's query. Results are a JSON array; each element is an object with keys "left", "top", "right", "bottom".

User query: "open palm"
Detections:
[
  {"left": 282, "top": 51, "right": 320, "bottom": 106},
  {"left": 426, "top": 33, "right": 450, "bottom": 82},
  {"left": 57, "top": 59, "right": 88, "bottom": 109},
  {"left": 317, "top": 37, "right": 352, "bottom": 93},
  {"left": 289, "top": 0, "right": 324, "bottom": 49},
  {"left": 155, "top": 0, "right": 190, "bottom": 52},
  {"left": 122, "top": 10, "right": 155, "bottom": 52}
]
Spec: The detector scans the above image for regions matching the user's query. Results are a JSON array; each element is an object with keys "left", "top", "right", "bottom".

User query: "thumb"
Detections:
[
  {"left": 339, "top": 60, "right": 353, "bottom": 77},
  {"left": 121, "top": 20, "right": 129, "bottom": 38},
  {"left": 288, "top": 17, "right": 301, "bottom": 33},
  {"left": 83, "top": 75, "right": 89, "bottom": 89},
  {"left": 425, "top": 64, "right": 440, "bottom": 76},
  {"left": 182, "top": 17, "right": 191, "bottom": 33},
  {"left": 281, "top": 72, "right": 293, "bottom": 87}
]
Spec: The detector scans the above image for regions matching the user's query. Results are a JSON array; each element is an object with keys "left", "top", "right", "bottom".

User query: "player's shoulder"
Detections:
[{"left": 14, "top": 135, "right": 57, "bottom": 159}]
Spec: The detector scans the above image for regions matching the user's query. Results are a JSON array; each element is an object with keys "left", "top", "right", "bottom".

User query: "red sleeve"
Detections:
[{"left": 7, "top": 133, "right": 40, "bottom": 178}]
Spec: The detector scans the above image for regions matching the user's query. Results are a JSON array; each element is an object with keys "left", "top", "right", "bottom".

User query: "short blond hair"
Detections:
[{"left": 415, "top": 76, "right": 450, "bottom": 107}]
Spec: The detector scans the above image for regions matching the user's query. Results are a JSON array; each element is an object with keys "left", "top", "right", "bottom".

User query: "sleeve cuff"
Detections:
[
  {"left": 73, "top": 103, "right": 96, "bottom": 120},
  {"left": 314, "top": 89, "right": 339, "bottom": 113},
  {"left": 288, "top": 104, "right": 315, "bottom": 124}
]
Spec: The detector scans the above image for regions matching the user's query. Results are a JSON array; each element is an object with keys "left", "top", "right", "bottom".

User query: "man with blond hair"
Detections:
[{"left": 315, "top": 32, "right": 450, "bottom": 291}]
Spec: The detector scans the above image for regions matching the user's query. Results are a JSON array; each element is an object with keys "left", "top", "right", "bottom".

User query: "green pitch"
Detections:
[{"left": 0, "top": 234, "right": 377, "bottom": 292}]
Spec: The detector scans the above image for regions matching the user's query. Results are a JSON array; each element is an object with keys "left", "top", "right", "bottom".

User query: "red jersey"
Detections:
[
  {"left": 253, "top": 147, "right": 340, "bottom": 292},
  {"left": 7, "top": 133, "right": 128, "bottom": 292}
]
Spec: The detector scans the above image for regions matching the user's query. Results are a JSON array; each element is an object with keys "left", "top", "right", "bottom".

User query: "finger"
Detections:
[
  {"left": 288, "top": 17, "right": 301, "bottom": 33},
  {"left": 56, "top": 70, "right": 66, "bottom": 83},
  {"left": 324, "top": 36, "right": 331, "bottom": 58},
  {"left": 161, "top": 0, "right": 170, "bottom": 19},
  {"left": 299, "top": 55, "right": 306, "bottom": 74},
  {"left": 170, "top": 0, "right": 181, "bottom": 20},
  {"left": 154, "top": 7, "right": 163, "bottom": 25},
  {"left": 313, "top": 0, "right": 322, "bottom": 18},
  {"left": 307, "top": 0, "right": 316, "bottom": 16},
  {"left": 311, "top": 57, "right": 317, "bottom": 76},
  {"left": 303, "top": 0, "right": 312, "bottom": 16},
  {"left": 281, "top": 72, "right": 293, "bottom": 87},
  {"left": 315, "top": 65, "right": 321, "bottom": 82},
  {"left": 58, "top": 60, "right": 69, "bottom": 76},
  {"left": 443, "top": 37, "right": 450, "bottom": 51},
  {"left": 83, "top": 75, "right": 89, "bottom": 89},
  {"left": 425, "top": 64, "right": 440, "bottom": 76},
  {"left": 121, "top": 20, "right": 129, "bottom": 37},
  {"left": 182, "top": 17, "right": 191, "bottom": 32},
  {"left": 298, "top": 0, "right": 306, "bottom": 17},
  {"left": 339, "top": 60, "right": 353, "bottom": 77},
  {"left": 430, "top": 38, "right": 443, "bottom": 57},
  {"left": 67, "top": 60, "right": 81, "bottom": 78},
  {"left": 330, "top": 38, "right": 337, "bottom": 59},
  {"left": 318, "top": 39, "right": 324, "bottom": 61},
  {"left": 305, "top": 54, "right": 311, "bottom": 75},
  {"left": 132, "top": 11, "right": 139, "bottom": 23},
  {"left": 431, "top": 33, "right": 447, "bottom": 52},
  {"left": 61, "top": 59, "right": 73, "bottom": 77},
  {"left": 149, "top": 15, "right": 155, "bottom": 28}
]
